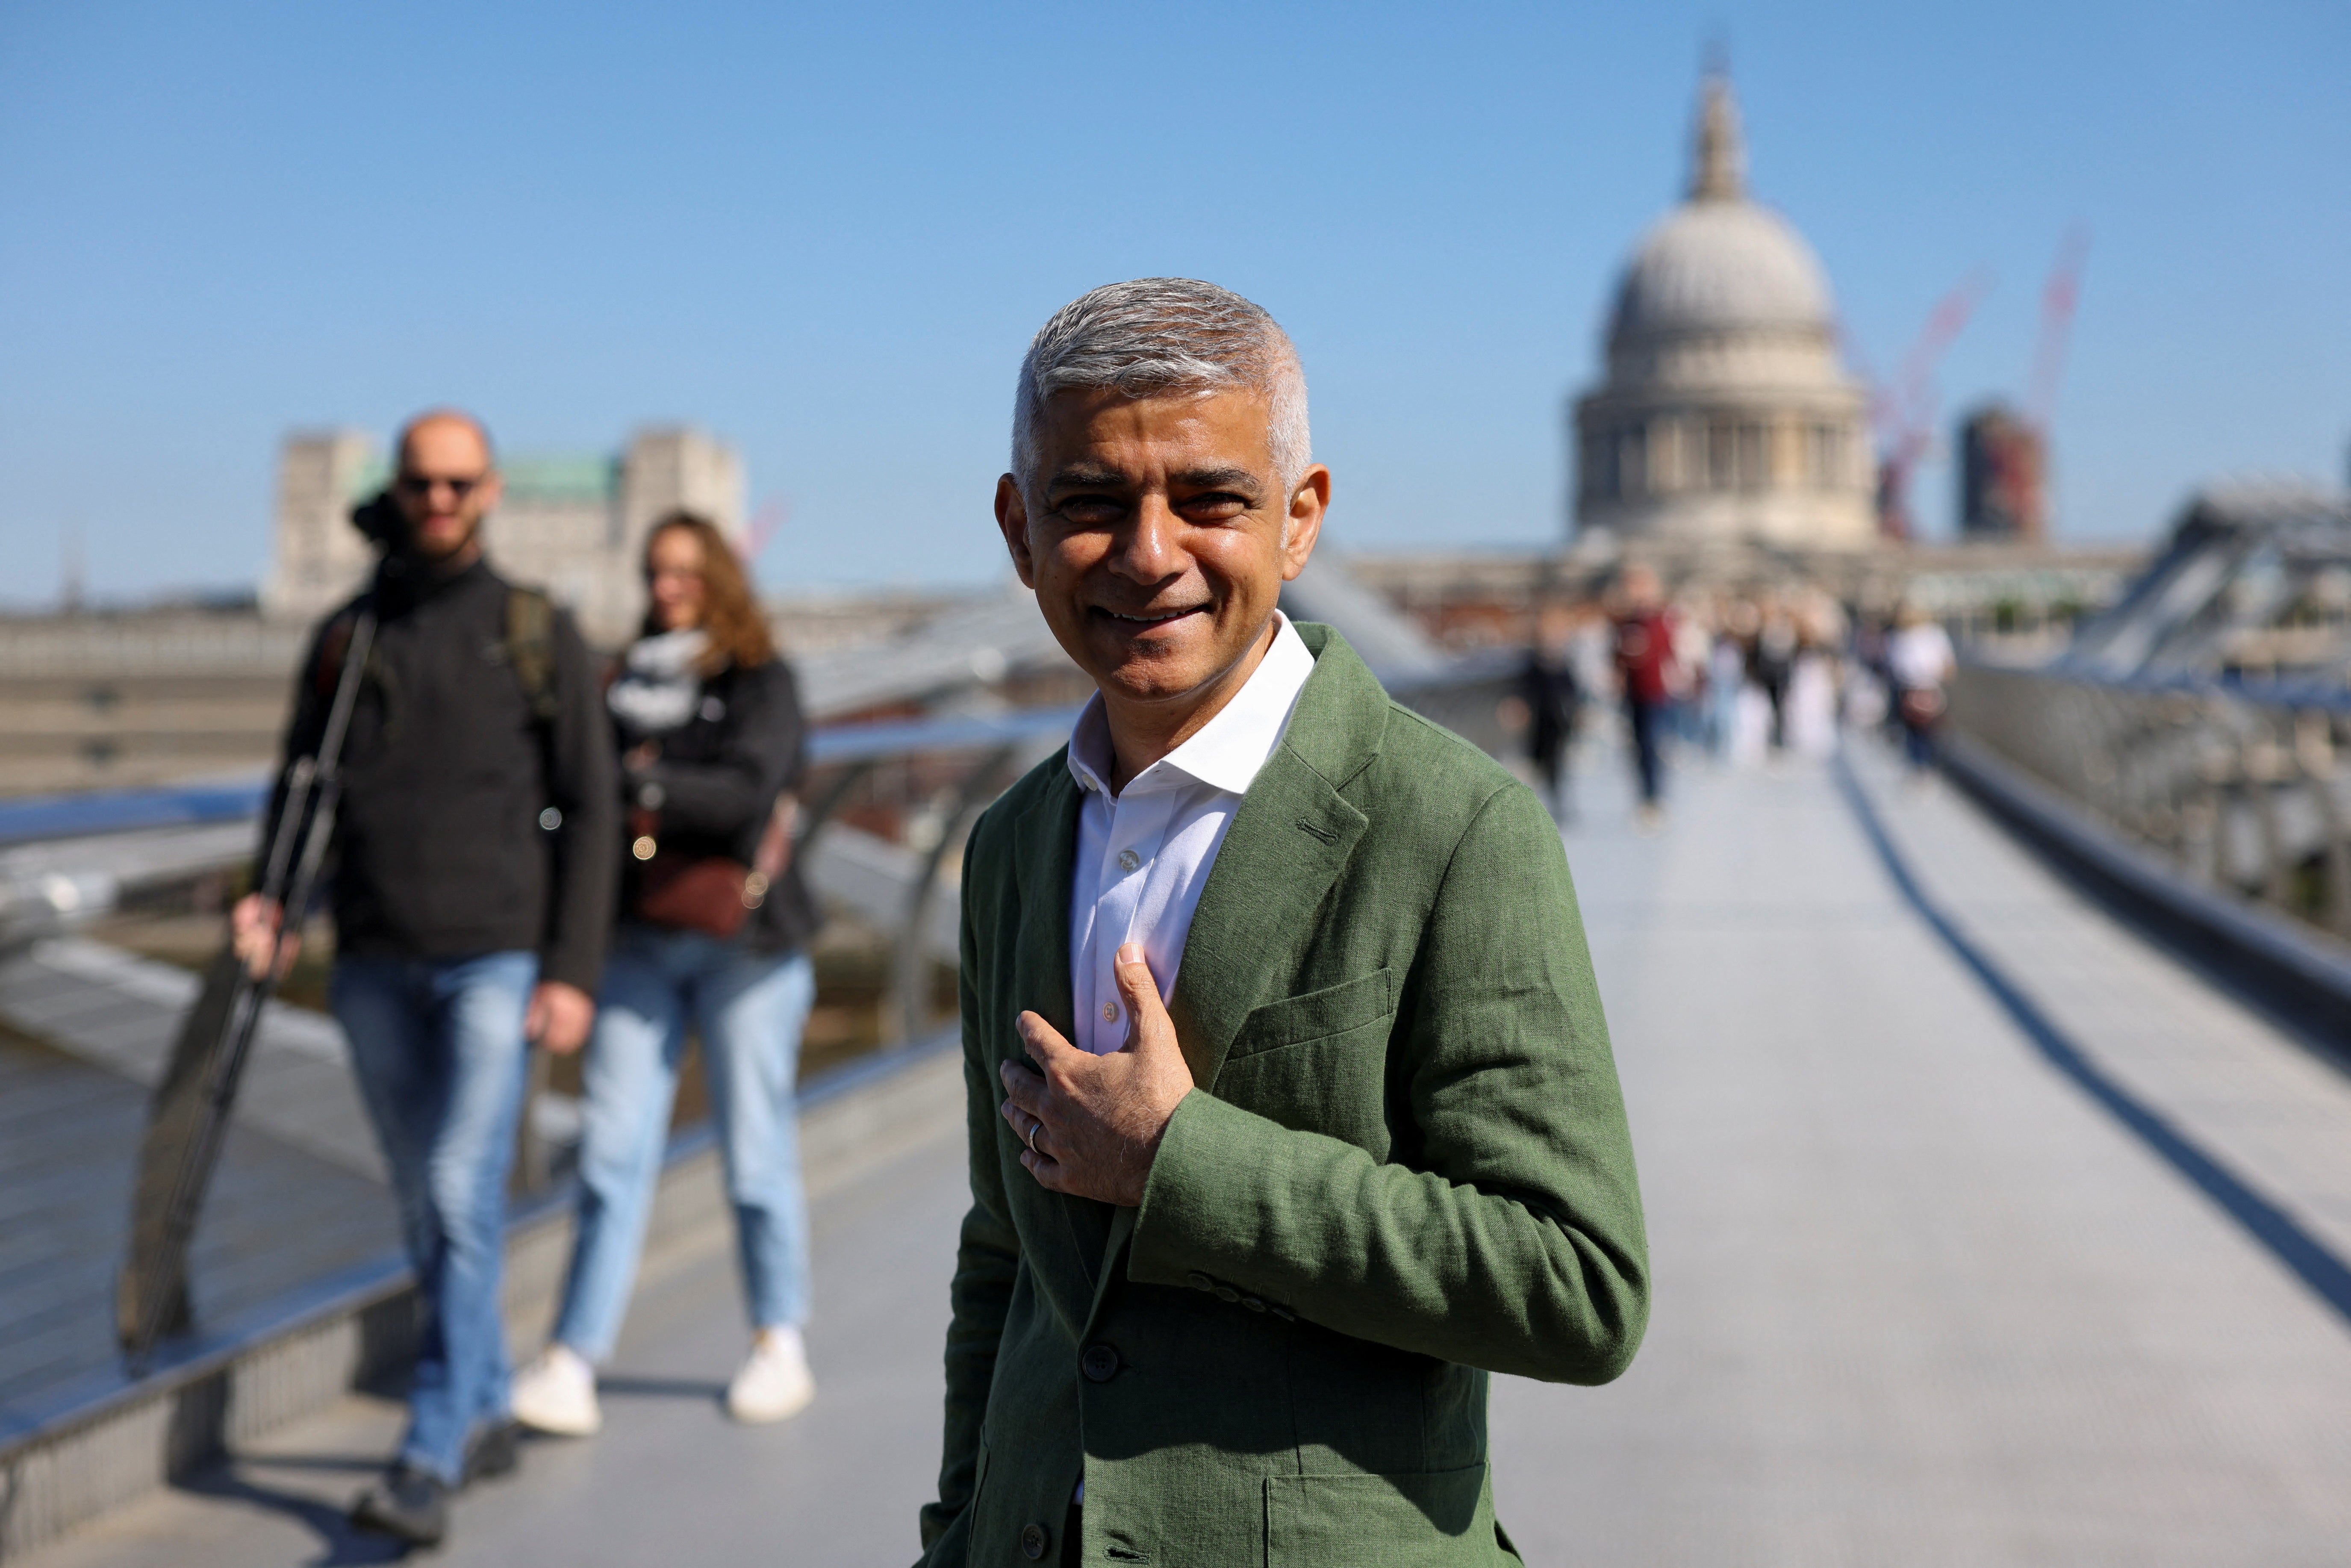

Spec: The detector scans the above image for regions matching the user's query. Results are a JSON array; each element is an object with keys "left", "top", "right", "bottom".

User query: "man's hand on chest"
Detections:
[{"left": 999, "top": 942, "right": 1196, "bottom": 1207}]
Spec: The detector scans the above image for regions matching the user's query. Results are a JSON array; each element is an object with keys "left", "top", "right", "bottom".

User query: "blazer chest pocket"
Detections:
[{"left": 1227, "top": 968, "right": 1394, "bottom": 1060}]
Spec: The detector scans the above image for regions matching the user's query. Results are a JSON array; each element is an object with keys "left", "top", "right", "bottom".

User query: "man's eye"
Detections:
[
  {"left": 1180, "top": 494, "right": 1250, "bottom": 522},
  {"left": 1056, "top": 497, "right": 1125, "bottom": 525}
]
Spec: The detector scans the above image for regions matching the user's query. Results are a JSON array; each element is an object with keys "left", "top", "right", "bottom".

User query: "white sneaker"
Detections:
[
  {"left": 726, "top": 1327, "right": 814, "bottom": 1424},
  {"left": 511, "top": 1344, "right": 601, "bottom": 1437}
]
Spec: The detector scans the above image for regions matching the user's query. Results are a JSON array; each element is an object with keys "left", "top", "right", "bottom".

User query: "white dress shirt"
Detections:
[{"left": 1064, "top": 614, "right": 1316, "bottom": 1054}]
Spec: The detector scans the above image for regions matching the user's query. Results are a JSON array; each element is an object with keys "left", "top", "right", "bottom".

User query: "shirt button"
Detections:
[
  {"left": 1102, "top": 1002, "right": 1117, "bottom": 1021},
  {"left": 1117, "top": 849, "right": 1141, "bottom": 873},
  {"left": 1081, "top": 1344, "right": 1121, "bottom": 1382},
  {"left": 1020, "top": 1523, "right": 1050, "bottom": 1560}
]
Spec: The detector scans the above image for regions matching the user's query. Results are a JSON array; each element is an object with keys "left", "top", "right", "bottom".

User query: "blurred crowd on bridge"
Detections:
[{"left": 1503, "top": 566, "right": 1957, "bottom": 828}]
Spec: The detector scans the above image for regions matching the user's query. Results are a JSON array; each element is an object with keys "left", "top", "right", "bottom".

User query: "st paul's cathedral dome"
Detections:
[{"left": 1573, "top": 74, "right": 1877, "bottom": 552}]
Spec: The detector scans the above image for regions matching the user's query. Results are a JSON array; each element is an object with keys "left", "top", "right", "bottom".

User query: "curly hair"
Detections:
[{"left": 641, "top": 510, "right": 774, "bottom": 674}]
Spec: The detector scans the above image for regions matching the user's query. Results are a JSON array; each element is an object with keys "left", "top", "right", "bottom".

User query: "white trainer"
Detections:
[
  {"left": 726, "top": 1326, "right": 815, "bottom": 1424},
  {"left": 511, "top": 1344, "right": 602, "bottom": 1437}
]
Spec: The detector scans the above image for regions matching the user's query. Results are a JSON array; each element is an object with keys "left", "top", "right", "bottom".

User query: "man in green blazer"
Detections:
[{"left": 918, "top": 279, "right": 1647, "bottom": 1568}]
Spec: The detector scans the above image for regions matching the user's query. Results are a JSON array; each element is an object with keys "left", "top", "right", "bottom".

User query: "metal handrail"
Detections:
[
  {"left": 4, "top": 653, "right": 1522, "bottom": 1030},
  {"left": 2038, "top": 664, "right": 2351, "bottom": 719},
  {"left": 0, "top": 710, "right": 1098, "bottom": 850},
  {"left": 0, "top": 780, "right": 271, "bottom": 848},
  {"left": 1948, "top": 658, "right": 2351, "bottom": 942},
  {"left": 808, "top": 704, "right": 1085, "bottom": 766}
]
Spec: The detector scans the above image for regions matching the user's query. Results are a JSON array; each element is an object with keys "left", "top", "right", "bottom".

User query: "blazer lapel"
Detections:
[
  {"left": 1166, "top": 625, "right": 1385, "bottom": 1096},
  {"left": 1087, "top": 628, "right": 1389, "bottom": 1327},
  {"left": 1008, "top": 763, "right": 1079, "bottom": 1046},
  {"left": 1004, "top": 764, "right": 1119, "bottom": 1295}
]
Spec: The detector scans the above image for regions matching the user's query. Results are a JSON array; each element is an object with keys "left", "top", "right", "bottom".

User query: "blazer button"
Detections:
[
  {"left": 1214, "top": 1285, "right": 1240, "bottom": 1303},
  {"left": 1020, "top": 1522, "right": 1050, "bottom": 1560},
  {"left": 1081, "top": 1344, "right": 1120, "bottom": 1382},
  {"left": 1241, "top": 1295, "right": 1267, "bottom": 1313},
  {"left": 1186, "top": 1271, "right": 1214, "bottom": 1291}
]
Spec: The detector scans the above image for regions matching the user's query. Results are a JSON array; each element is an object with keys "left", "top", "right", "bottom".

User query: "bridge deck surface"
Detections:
[{"left": 25, "top": 738, "right": 2351, "bottom": 1566}]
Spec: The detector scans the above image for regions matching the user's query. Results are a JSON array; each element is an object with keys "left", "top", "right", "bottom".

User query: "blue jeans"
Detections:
[
  {"left": 553, "top": 926, "right": 816, "bottom": 1363},
  {"left": 1626, "top": 694, "right": 1667, "bottom": 805},
  {"left": 333, "top": 951, "right": 537, "bottom": 1485}
]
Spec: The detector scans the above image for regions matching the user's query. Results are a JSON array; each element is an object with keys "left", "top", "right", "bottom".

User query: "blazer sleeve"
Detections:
[
  {"left": 917, "top": 819, "right": 1024, "bottom": 1563},
  {"left": 1126, "top": 782, "right": 1650, "bottom": 1385}
]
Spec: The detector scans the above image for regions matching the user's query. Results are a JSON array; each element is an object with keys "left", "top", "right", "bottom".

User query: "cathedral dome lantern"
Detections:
[{"left": 1573, "top": 72, "right": 1877, "bottom": 552}]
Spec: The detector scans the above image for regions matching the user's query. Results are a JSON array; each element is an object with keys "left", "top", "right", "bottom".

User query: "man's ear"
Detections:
[
  {"left": 994, "top": 473, "right": 1037, "bottom": 589},
  {"left": 1279, "top": 465, "right": 1331, "bottom": 583}
]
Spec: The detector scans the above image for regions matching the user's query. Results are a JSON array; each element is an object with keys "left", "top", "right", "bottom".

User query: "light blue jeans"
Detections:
[
  {"left": 333, "top": 950, "right": 537, "bottom": 1485},
  {"left": 553, "top": 925, "right": 816, "bottom": 1363}
]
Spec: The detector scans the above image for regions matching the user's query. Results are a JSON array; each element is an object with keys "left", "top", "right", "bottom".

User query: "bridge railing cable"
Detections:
[{"left": 1946, "top": 661, "right": 2351, "bottom": 990}]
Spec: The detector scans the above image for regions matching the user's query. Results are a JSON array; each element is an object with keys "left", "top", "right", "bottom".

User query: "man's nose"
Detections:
[{"left": 1109, "top": 497, "right": 1179, "bottom": 582}]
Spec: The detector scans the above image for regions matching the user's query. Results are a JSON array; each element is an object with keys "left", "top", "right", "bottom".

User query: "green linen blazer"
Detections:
[{"left": 917, "top": 623, "right": 1647, "bottom": 1568}]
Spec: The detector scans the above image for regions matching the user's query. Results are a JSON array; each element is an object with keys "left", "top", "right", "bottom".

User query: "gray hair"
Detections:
[{"left": 1011, "top": 278, "right": 1311, "bottom": 494}]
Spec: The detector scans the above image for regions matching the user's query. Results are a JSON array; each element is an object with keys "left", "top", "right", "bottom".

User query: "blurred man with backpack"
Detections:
[{"left": 233, "top": 409, "right": 617, "bottom": 1547}]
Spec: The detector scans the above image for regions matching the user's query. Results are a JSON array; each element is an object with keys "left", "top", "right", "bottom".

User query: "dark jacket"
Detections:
[
  {"left": 1514, "top": 646, "right": 1579, "bottom": 756},
  {"left": 617, "top": 654, "right": 822, "bottom": 957},
  {"left": 270, "top": 554, "right": 619, "bottom": 993}
]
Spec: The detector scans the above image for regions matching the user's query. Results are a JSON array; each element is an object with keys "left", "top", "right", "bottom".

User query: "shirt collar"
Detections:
[{"left": 1065, "top": 613, "right": 1316, "bottom": 799}]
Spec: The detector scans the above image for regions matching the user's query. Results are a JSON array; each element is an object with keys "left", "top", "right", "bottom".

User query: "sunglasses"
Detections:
[{"left": 394, "top": 473, "right": 487, "bottom": 499}]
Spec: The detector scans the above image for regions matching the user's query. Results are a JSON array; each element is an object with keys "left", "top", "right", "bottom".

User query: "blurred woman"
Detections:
[
  {"left": 1887, "top": 601, "right": 1957, "bottom": 772},
  {"left": 512, "top": 512, "right": 822, "bottom": 1435}
]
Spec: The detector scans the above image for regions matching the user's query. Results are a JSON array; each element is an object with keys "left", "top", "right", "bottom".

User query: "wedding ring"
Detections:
[{"left": 1025, "top": 1119, "right": 1043, "bottom": 1155}]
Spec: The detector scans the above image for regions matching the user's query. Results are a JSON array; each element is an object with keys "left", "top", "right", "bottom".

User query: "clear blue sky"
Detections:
[{"left": 2, "top": 0, "right": 2345, "bottom": 602}]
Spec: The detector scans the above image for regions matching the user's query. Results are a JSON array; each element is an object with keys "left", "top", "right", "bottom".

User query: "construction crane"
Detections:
[
  {"left": 2027, "top": 226, "right": 2090, "bottom": 433},
  {"left": 1866, "top": 267, "right": 1994, "bottom": 541},
  {"left": 744, "top": 497, "right": 791, "bottom": 559},
  {"left": 1959, "top": 227, "right": 2089, "bottom": 544}
]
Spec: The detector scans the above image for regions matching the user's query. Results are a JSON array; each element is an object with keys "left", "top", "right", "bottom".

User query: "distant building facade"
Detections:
[
  {"left": 261, "top": 426, "right": 744, "bottom": 645},
  {"left": 1571, "top": 74, "right": 1876, "bottom": 553},
  {"left": 1958, "top": 403, "right": 2048, "bottom": 542}
]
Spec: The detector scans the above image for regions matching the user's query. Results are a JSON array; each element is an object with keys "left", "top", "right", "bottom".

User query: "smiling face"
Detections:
[{"left": 996, "top": 387, "right": 1327, "bottom": 769}]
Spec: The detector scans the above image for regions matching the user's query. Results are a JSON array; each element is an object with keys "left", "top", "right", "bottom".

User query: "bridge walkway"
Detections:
[{"left": 23, "top": 736, "right": 2351, "bottom": 1566}]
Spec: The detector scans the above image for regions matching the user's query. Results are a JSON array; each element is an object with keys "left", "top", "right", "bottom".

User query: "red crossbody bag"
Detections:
[{"left": 629, "top": 794, "right": 798, "bottom": 940}]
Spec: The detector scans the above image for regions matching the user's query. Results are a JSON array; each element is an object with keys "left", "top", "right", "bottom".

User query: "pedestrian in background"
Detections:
[
  {"left": 511, "top": 511, "right": 824, "bottom": 1439},
  {"left": 1750, "top": 596, "right": 1798, "bottom": 751},
  {"left": 1667, "top": 601, "right": 1709, "bottom": 748},
  {"left": 1886, "top": 602, "right": 1957, "bottom": 772},
  {"left": 1706, "top": 605, "right": 1749, "bottom": 760},
  {"left": 1514, "top": 602, "right": 1582, "bottom": 817},
  {"left": 233, "top": 410, "right": 618, "bottom": 1548},
  {"left": 1611, "top": 562, "right": 1678, "bottom": 829}
]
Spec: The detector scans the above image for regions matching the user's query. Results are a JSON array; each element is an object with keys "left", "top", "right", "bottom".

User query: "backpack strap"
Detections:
[
  {"left": 311, "top": 597, "right": 379, "bottom": 702},
  {"left": 504, "top": 587, "right": 561, "bottom": 725}
]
